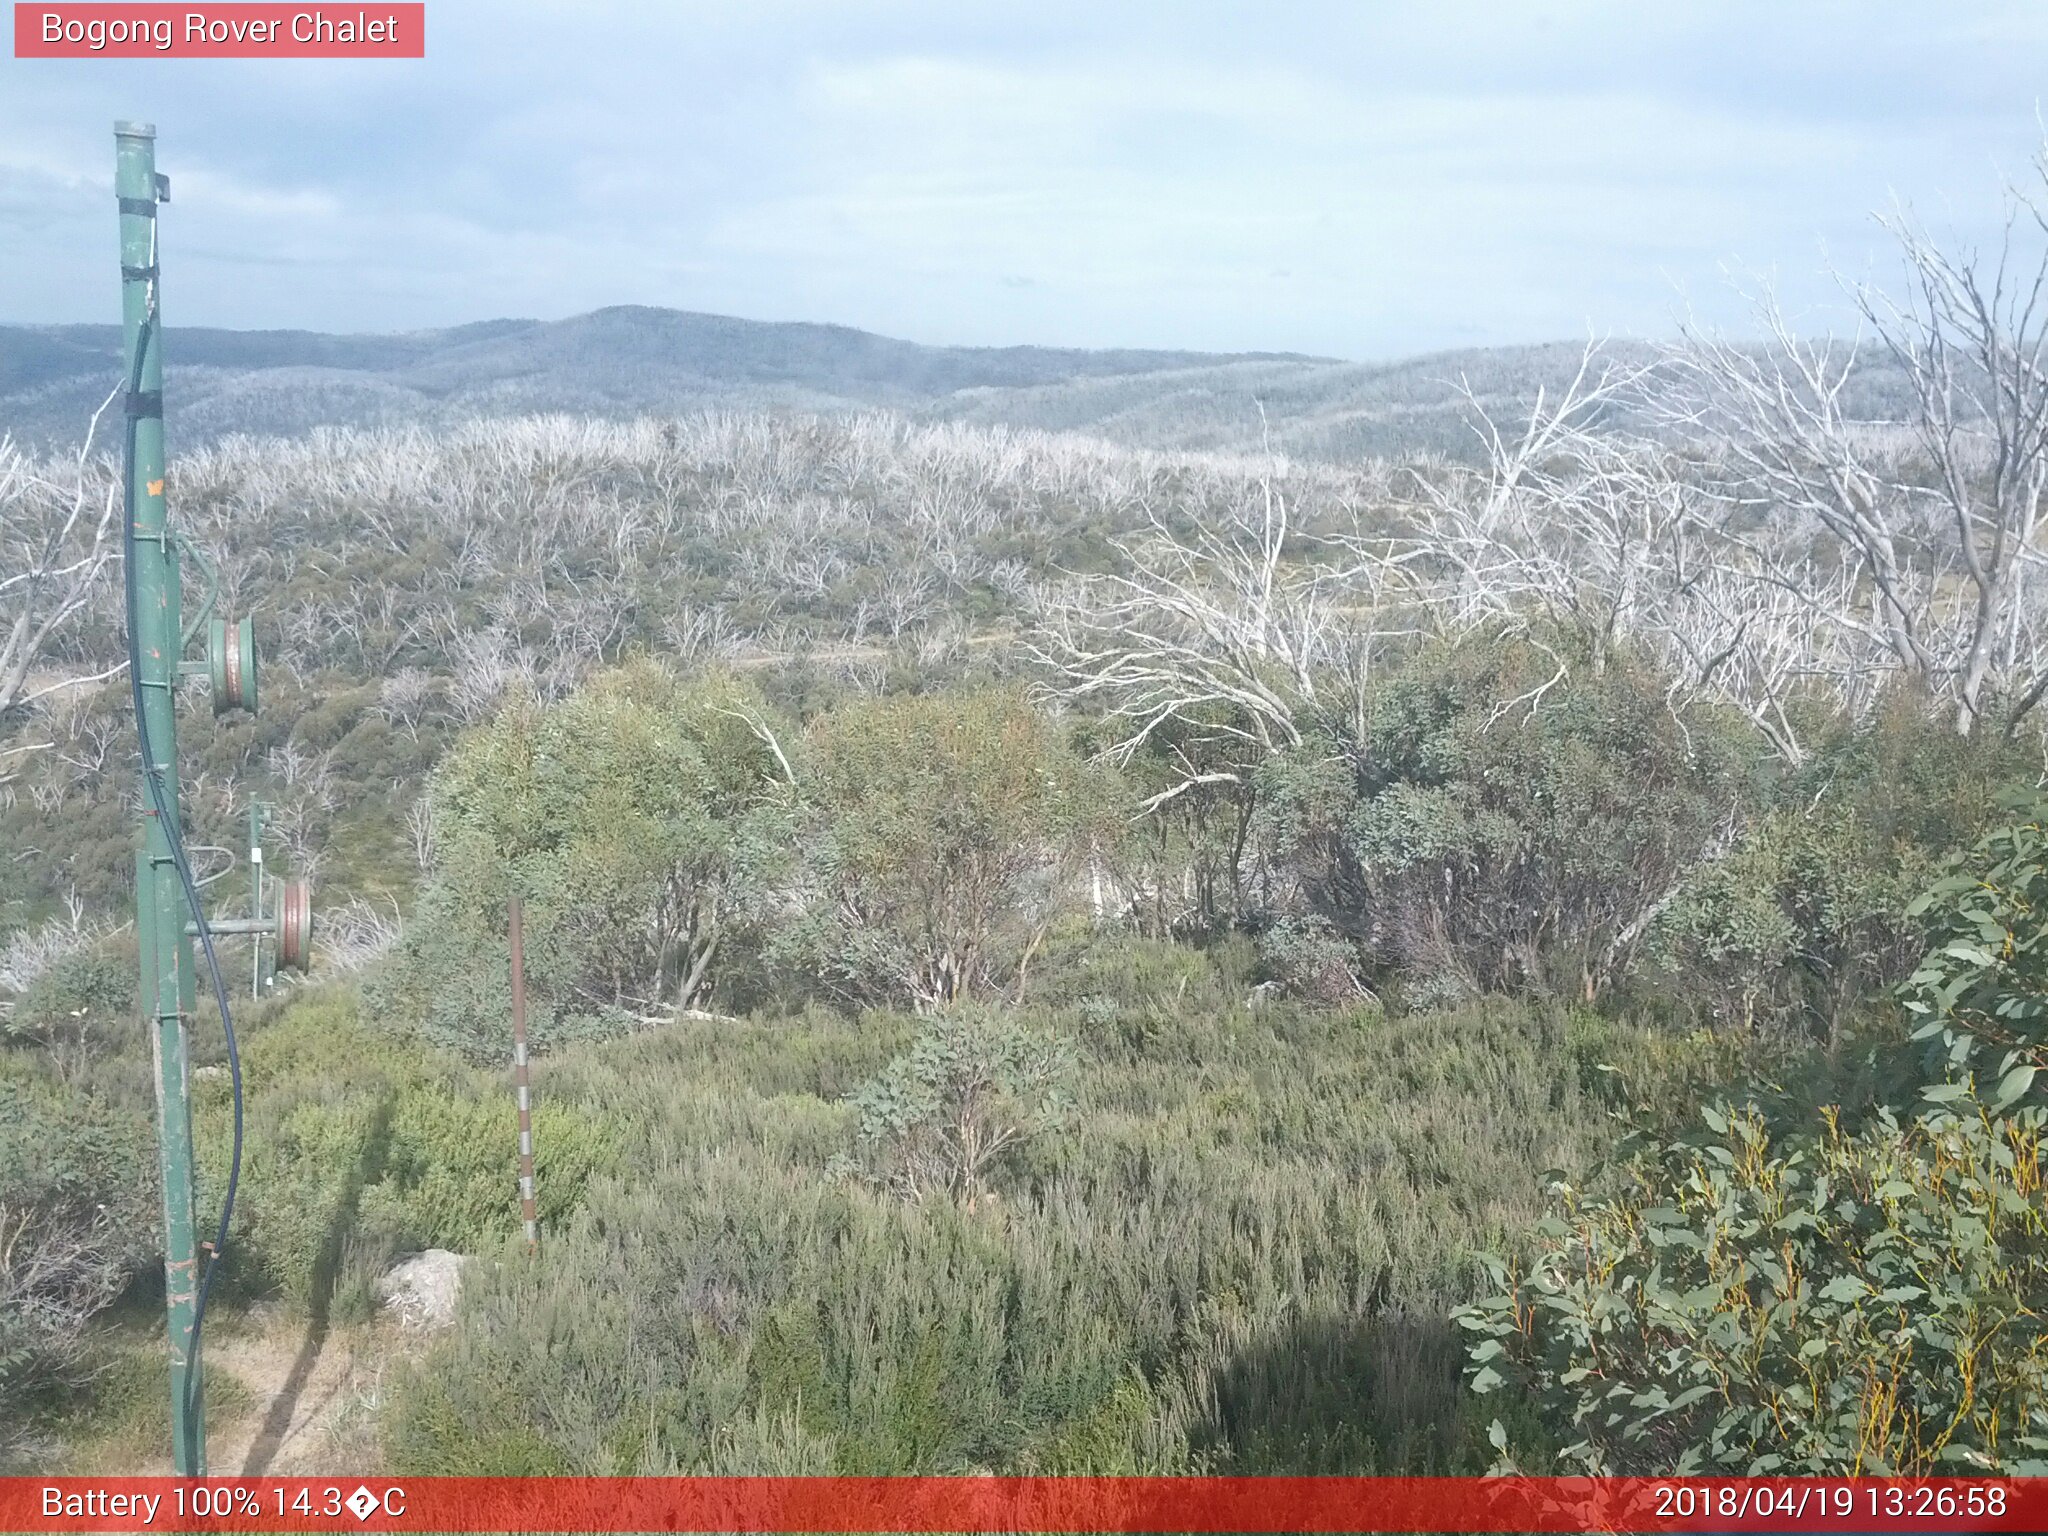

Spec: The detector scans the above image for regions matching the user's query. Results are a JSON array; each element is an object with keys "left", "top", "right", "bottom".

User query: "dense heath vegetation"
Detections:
[
  {"left": 8, "top": 630, "right": 2045, "bottom": 1473},
  {"left": 14, "top": 180, "right": 2048, "bottom": 1476}
]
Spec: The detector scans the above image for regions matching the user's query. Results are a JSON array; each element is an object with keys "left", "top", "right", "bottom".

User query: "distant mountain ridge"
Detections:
[
  {"left": 0, "top": 303, "right": 1913, "bottom": 460},
  {"left": 0, "top": 305, "right": 1333, "bottom": 446},
  {"left": 0, "top": 305, "right": 1326, "bottom": 396}
]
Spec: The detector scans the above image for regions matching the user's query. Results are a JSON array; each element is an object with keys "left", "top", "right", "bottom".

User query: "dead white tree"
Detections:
[
  {"left": 1394, "top": 346, "right": 1881, "bottom": 761},
  {"left": 1865, "top": 185, "right": 2048, "bottom": 732},
  {"left": 0, "top": 1196, "right": 132, "bottom": 1442},
  {"left": 315, "top": 896, "right": 405, "bottom": 973},
  {"left": 374, "top": 666, "right": 442, "bottom": 740},
  {"left": 0, "top": 410, "right": 124, "bottom": 777},
  {"left": 1391, "top": 348, "right": 1675, "bottom": 717},
  {"left": 0, "top": 896, "right": 108, "bottom": 1005},
  {"left": 1672, "top": 149, "right": 2048, "bottom": 736},
  {"left": 406, "top": 791, "right": 436, "bottom": 872},
  {"left": 1672, "top": 300, "right": 1941, "bottom": 697},
  {"left": 1653, "top": 551, "right": 1872, "bottom": 765},
  {"left": 1029, "top": 468, "right": 1412, "bottom": 813}
]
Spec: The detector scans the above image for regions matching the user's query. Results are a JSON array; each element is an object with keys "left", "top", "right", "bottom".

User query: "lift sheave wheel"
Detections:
[
  {"left": 277, "top": 878, "right": 313, "bottom": 973},
  {"left": 209, "top": 613, "right": 257, "bottom": 715}
]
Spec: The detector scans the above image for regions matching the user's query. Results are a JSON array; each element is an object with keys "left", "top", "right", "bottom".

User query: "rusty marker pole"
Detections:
[{"left": 510, "top": 896, "right": 539, "bottom": 1255}]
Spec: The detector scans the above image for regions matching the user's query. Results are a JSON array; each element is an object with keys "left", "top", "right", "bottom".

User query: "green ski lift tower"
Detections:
[{"left": 116, "top": 120, "right": 314, "bottom": 1476}]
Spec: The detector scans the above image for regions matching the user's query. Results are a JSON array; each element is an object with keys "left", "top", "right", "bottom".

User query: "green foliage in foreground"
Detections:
[
  {"left": 1460, "top": 805, "right": 2048, "bottom": 1474},
  {"left": 382, "top": 943, "right": 1688, "bottom": 1474},
  {"left": 14, "top": 654, "right": 2043, "bottom": 1476},
  {"left": 1901, "top": 802, "right": 2048, "bottom": 1103},
  {"left": 1460, "top": 1098, "right": 2048, "bottom": 1474},
  {"left": 191, "top": 993, "right": 626, "bottom": 1313},
  {"left": 0, "top": 1058, "right": 155, "bottom": 1456}
]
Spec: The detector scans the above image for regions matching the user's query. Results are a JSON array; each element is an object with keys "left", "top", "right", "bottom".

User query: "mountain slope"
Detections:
[
  {"left": 0, "top": 306, "right": 1329, "bottom": 448},
  {"left": 0, "top": 305, "right": 1918, "bottom": 460}
]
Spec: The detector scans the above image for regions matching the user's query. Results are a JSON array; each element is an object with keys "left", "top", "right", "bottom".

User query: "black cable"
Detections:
[{"left": 121, "top": 289, "right": 245, "bottom": 1437}]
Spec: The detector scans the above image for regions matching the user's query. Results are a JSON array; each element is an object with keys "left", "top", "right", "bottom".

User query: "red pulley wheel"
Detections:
[
  {"left": 277, "top": 878, "right": 313, "bottom": 972},
  {"left": 209, "top": 614, "right": 258, "bottom": 715}
]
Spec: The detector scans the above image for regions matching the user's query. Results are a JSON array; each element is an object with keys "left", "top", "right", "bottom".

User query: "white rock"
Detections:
[{"left": 374, "top": 1248, "right": 469, "bottom": 1331}]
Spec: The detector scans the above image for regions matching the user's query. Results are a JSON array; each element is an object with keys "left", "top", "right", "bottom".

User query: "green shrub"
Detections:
[
  {"left": 379, "top": 1086, "right": 624, "bottom": 1250},
  {"left": 1022, "top": 927, "right": 1237, "bottom": 1011},
  {"left": 378, "top": 661, "right": 793, "bottom": 1058},
  {"left": 386, "top": 992, "right": 1657, "bottom": 1475},
  {"left": 190, "top": 990, "right": 620, "bottom": 1311},
  {"left": 0, "top": 1058, "right": 155, "bottom": 1449},
  {"left": 775, "top": 690, "right": 1121, "bottom": 1007},
  {"left": 842, "top": 1010, "right": 1075, "bottom": 1203},
  {"left": 1459, "top": 804, "right": 2048, "bottom": 1475},
  {"left": 232, "top": 1095, "right": 394, "bottom": 1310},
  {"left": 193, "top": 995, "right": 405, "bottom": 1309},
  {"left": 1458, "top": 1098, "right": 2048, "bottom": 1474},
  {"left": 1257, "top": 914, "right": 1375, "bottom": 1006},
  {"left": 4, "top": 947, "right": 132, "bottom": 1048},
  {"left": 1646, "top": 705, "right": 2032, "bottom": 1040},
  {"left": 382, "top": 1325, "right": 579, "bottom": 1476},
  {"left": 1900, "top": 798, "right": 2048, "bottom": 1106},
  {"left": 1648, "top": 805, "right": 1921, "bottom": 1038},
  {"left": 1255, "top": 639, "right": 1754, "bottom": 1004}
]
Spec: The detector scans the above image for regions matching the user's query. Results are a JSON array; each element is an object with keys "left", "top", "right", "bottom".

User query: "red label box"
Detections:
[
  {"left": 14, "top": 3, "right": 424, "bottom": 57},
  {"left": 3, "top": 1476, "right": 2047, "bottom": 1534}
]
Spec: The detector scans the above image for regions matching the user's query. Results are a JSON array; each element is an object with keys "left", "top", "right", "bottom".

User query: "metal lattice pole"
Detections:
[
  {"left": 510, "top": 896, "right": 539, "bottom": 1254},
  {"left": 117, "top": 119, "right": 206, "bottom": 1476}
]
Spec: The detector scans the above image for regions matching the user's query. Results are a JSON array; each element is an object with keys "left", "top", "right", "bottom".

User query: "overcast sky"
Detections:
[{"left": 4, "top": 2, "right": 2048, "bottom": 358}]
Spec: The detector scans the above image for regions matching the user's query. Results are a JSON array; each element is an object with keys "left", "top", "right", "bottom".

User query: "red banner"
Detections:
[
  {"left": 1, "top": 1477, "right": 2043, "bottom": 1533},
  {"left": 13, "top": 4, "right": 424, "bottom": 58}
]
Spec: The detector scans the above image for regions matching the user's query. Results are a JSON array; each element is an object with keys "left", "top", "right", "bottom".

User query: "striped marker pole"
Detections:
[{"left": 510, "top": 895, "right": 539, "bottom": 1255}]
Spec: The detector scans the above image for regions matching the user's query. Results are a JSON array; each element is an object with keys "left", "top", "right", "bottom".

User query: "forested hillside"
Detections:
[
  {"left": 2, "top": 307, "right": 1923, "bottom": 462},
  {"left": 0, "top": 308, "right": 1325, "bottom": 451},
  {"left": 8, "top": 177, "right": 2048, "bottom": 1480}
]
